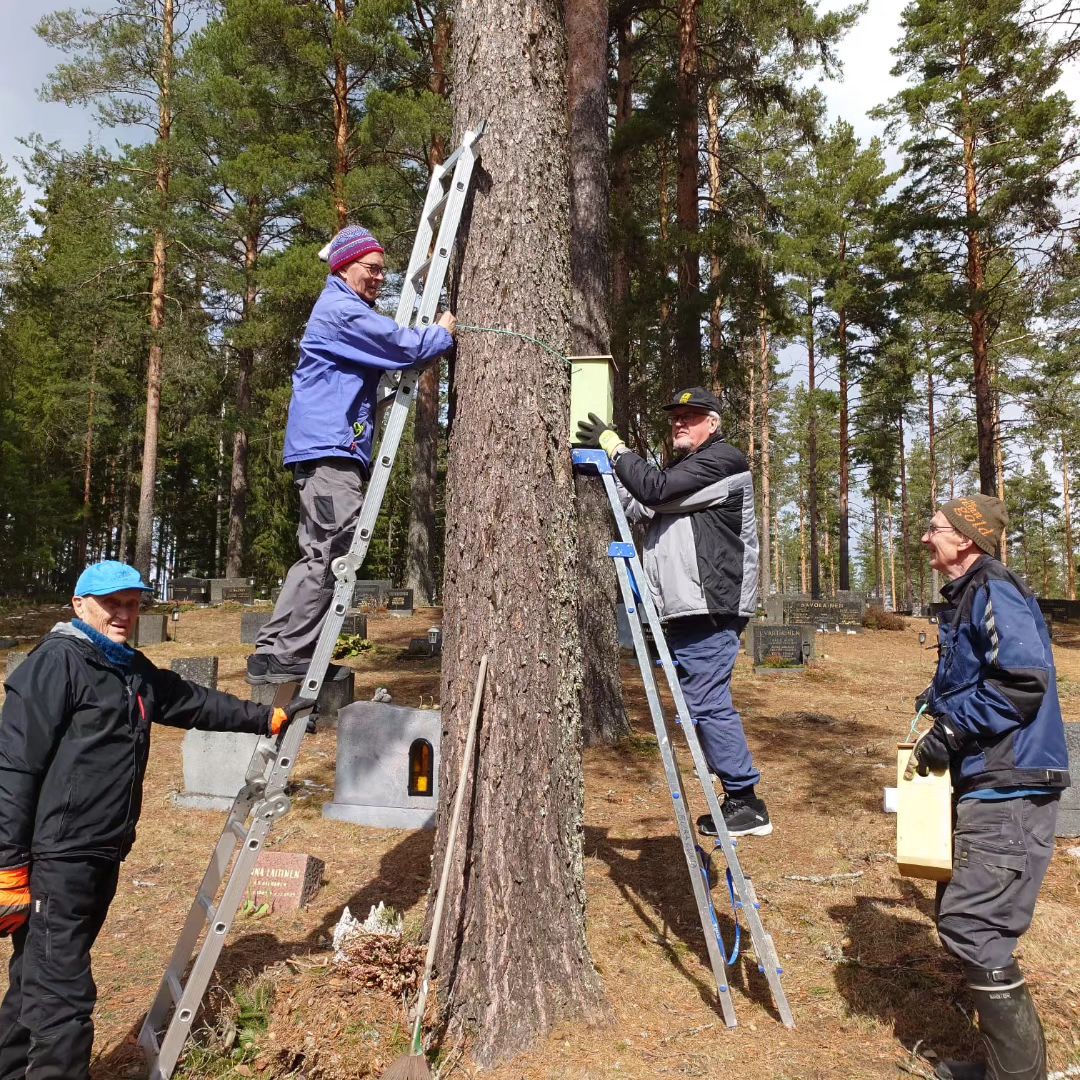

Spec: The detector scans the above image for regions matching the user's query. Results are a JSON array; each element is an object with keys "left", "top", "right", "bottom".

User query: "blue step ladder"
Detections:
[{"left": 574, "top": 448, "right": 794, "bottom": 1030}]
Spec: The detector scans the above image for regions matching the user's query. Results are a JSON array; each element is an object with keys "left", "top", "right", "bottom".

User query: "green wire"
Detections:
[
  {"left": 907, "top": 702, "right": 928, "bottom": 742},
  {"left": 456, "top": 323, "right": 572, "bottom": 366}
]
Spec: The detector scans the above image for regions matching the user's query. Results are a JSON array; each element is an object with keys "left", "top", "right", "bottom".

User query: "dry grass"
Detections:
[{"left": 1, "top": 610, "right": 1078, "bottom": 1079}]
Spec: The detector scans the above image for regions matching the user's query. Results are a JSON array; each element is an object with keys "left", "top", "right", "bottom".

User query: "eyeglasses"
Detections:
[
  {"left": 924, "top": 523, "right": 959, "bottom": 536},
  {"left": 670, "top": 412, "right": 709, "bottom": 427},
  {"left": 354, "top": 262, "right": 386, "bottom": 277}
]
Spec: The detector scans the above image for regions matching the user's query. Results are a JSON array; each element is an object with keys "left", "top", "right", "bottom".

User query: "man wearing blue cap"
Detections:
[
  {"left": 0, "top": 561, "right": 306, "bottom": 1079},
  {"left": 247, "top": 224, "right": 457, "bottom": 684}
]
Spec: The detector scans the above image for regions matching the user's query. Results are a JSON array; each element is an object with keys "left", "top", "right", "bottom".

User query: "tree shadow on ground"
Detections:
[
  {"left": 827, "top": 892, "right": 978, "bottom": 1064},
  {"left": 92, "top": 829, "right": 435, "bottom": 1079},
  {"left": 586, "top": 825, "right": 780, "bottom": 1024}
]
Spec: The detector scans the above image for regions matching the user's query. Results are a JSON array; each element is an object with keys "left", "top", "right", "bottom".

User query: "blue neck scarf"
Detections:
[{"left": 73, "top": 619, "right": 135, "bottom": 671}]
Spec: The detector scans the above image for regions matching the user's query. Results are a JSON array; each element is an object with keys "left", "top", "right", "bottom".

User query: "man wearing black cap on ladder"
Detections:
[{"left": 578, "top": 387, "right": 770, "bottom": 837}]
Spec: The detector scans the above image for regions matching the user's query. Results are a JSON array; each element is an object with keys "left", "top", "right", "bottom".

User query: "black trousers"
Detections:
[
  {"left": 935, "top": 794, "right": 1059, "bottom": 971},
  {"left": 0, "top": 857, "right": 120, "bottom": 1080}
]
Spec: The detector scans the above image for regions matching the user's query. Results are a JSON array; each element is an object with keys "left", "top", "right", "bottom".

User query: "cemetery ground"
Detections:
[{"left": 0, "top": 605, "right": 1078, "bottom": 1080}]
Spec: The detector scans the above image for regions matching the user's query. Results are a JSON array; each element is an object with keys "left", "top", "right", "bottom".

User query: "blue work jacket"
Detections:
[
  {"left": 929, "top": 556, "right": 1070, "bottom": 795},
  {"left": 283, "top": 275, "right": 454, "bottom": 469}
]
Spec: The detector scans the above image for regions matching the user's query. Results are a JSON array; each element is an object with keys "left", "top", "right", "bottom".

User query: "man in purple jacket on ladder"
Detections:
[{"left": 247, "top": 226, "right": 456, "bottom": 685}]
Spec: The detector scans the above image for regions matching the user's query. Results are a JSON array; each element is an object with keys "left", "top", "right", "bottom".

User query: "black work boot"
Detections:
[
  {"left": 964, "top": 961, "right": 1047, "bottom": 1080},
  {"left": 935, "top": 1061, "right": 985, "bottom": 1080}
]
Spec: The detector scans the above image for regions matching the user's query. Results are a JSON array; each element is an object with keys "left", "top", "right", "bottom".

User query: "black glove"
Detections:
[
  {"left": 576, "top": 411, "right": 614, "bottom": 449},
  {"left": 904, "top": 718, "right": 963, "bottom": 779},
  {"left": 914, "top": 687, "right": 932, "bottom": 715},
  {"left": 268, "top": 696, "right": 317, "bottom": 737}
]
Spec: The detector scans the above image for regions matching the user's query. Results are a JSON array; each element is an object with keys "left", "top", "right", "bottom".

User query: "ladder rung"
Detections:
[
  {"left": 228, "top": 820, "right": 248, "bottom": 841},
  {"left": 410, "top": 258, "right": 432, "bottom": 286},
  {"left": 426, "top": 189, "right": 450, "bottom": 223},
  {"left": 166, "top": 971, "right": 184, "bottom": 1004},
  {"left": 197, "top": 893, "right": 216, "bottom": 922}
]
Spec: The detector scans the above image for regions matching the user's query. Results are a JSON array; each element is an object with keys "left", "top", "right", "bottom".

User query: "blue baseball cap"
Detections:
[{"left": 74, "top": 561, "right": 154, "bottom": 598}]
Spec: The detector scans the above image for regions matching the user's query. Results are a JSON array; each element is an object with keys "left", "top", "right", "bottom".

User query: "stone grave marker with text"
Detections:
[
  {"left": 745, "top": 623, "right": 814, "bottom": 670},
  {"left": 385, "top": 588, "right": 414, "bottom": 616},
  {"left": 250, "top": 672, "right": 355, "bottom": 729},
  {"left": 135, "top": 614, "right": 169, "bottom": 648},
  {"left": 352, "top": 579, "right": 392, "bottom": 607},
  {"left": 340, "top": 611, "right": 368, "bottom": 638},
  {"left": 209, "top": 578, "right": 254, "bottom": 604},
  {"left": 242, "top": 851, "right": 325, "bottom": 912},
  {"left": 171, "top": 577, "right": 210, "bottom": 603},
  {"left": 241, "top": 611, "right": 273, "bottom": 645}
]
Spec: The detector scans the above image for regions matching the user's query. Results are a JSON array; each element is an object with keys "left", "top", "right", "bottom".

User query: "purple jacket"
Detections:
[{"left": 283, "top": 275, "right": 453, "bottom": 469}]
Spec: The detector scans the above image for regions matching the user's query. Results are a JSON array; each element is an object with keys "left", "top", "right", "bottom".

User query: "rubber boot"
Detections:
[
  {"left": 966, "top": 961, "right": 1047, "bottom": 1080},
  {"left": 935, "top": 1060, "right": 985, "bottom": 1080}
]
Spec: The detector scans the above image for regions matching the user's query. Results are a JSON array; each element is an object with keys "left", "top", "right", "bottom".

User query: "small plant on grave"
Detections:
[
  {"left": 862, "top": 607, "right": 908, "bottom": 631},
  {"left": 334, "top": 633, "right": 373, "bottom": 659}
]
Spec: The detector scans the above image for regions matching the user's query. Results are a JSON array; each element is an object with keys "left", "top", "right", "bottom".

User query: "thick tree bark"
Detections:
[
  {"left": 567, "top": 0, "right": 628, "bottom": 745},
  {"left": 674, "top": 0, "right": 701, "bottom": 387},
  {"left": 225, "top": 224, "right": 259, "bottom": 579},
  {"left": 435, "top": 1, "right": 606, "bottom": 1063},
  {"left": 706, "top": 91, "right": 725, "bottom": 387},
  {"left": 407, "top": 7, "right": 452, "bottom": 604},
  {"left": 133, "top": 0, "right": 173, "bottom": 581},
  {"left": 609, "top": 12, "right": 634, "bottom": 433},
  {"left": 757, "top": 300, "right": 771, "bottom": 599},
  {"left": 838, "top": 301, "right": 850, "bottom": 591}
]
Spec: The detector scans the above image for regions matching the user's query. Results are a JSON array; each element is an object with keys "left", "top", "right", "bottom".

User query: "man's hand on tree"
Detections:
[
  {"left": 576, "top": 413, "right": 626, "bottom": 459},
  {"left": 0, "top": 865, "right": 30, "bottom": 937},
  {"left": 437, "top": 310, "right": 457, "bottom": 336},
  {"left": 904, "top": 719, "right": 962, "bottom": 780}
]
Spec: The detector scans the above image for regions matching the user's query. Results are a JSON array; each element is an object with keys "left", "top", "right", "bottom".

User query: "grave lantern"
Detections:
[
  {"left": 408, "top": 739, "right": 434, "bottom": 796},
  {"left": 918, "top": 631, "right": 927, "bottom": 646},
  {"left": 428, "top": 626, "right": 441, "bottom": 646}
]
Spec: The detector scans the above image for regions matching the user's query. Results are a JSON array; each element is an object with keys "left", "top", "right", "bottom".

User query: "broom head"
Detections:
[{"left": 380, "top": 1051, "right": 433, "bottom": 1080}]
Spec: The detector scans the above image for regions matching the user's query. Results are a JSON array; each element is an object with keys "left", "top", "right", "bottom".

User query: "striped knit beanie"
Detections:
[
  {"left": 327, "top": 225, "right": 383, "bottom": 273},
  {"left": 940, "top": 494, "right": 1008, "bottom": 556}
]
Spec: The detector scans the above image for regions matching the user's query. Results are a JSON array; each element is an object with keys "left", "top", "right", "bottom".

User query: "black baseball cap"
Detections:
[{"left": 661, "top": 386, "right": 722, "bottom": 413}]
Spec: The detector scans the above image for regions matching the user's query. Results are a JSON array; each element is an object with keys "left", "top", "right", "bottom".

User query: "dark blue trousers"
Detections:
[{"left": 666, "top": 615, "right": 760, "bottom": 793}]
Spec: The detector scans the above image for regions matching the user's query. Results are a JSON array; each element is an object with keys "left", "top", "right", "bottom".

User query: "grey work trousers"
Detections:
[
  {"left": 255, "top": 458, "right": 365, "bottom": 665},
  {"left": 935, "top": 793, "right": 1060, "bottom": 971}
]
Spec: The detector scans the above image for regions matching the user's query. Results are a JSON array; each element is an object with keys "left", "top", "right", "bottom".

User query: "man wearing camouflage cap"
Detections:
[
  {"left": 911, "top": 495, "right": 1070, "bottom": 1080},
  {"left": 578, "top": 387, "right": 770, "bottom": 838}
]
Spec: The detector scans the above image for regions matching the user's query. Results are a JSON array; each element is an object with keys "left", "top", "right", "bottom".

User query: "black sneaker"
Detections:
[
  {"left": 697, "top": 795, "right": 773, "bottom": 838},
  {"left": 246, "top": 655, "right": 349, "bottom": 685}
]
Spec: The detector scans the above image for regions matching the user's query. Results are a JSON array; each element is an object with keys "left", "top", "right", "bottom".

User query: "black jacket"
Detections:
[
  {"left": 0, "top": 623, "right": 271, "bottom": 866},
  {"left": 614, "top": 433, "right": 759, "bottom": 620}
]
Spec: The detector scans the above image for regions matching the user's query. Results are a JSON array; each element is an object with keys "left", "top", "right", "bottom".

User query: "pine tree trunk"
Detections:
[
  {"left": 226, "top": 224, "right": 259, "bottom": 578},
  {"left": 758, "top": 300, "right": 771, "bottom": 598},
  {"left": 799, "top": 493, "right": 808, "bottom": 593},
  {"left": 706, "top": 91, "right": 724, "bottom": 384},
  {"left": 133, "top": 0, "right": 173, "bottom": 581},
  {"left": 805, "top": 284, "right": 820, "bottom": 598},
  {"left": 609, "top": 13, "right": 634, "bottom": 433},
  {"left": 1063, "top": 436, "right": 1075, "bottom": 600},
  {"left": 887, "top": 498, "right": 897, "bottom": 611},
  {"left": 838, "top": 303, "right": 850, "bottom": 591},
  {"left": 898, "top": 412, "right": 912, "bottom": 610},
  {"left": 332, "top": 0, "right": 350, "bottom": 229},
  {"left": 993, "top": 384, "right": 1007, "bottom": 564},
  {"left": 927, "top": 364, "right": 939, "bottom": 598},
  {"left": 79, "top": 363, "right": 97, "bottom": 575},
  {"left": 567, "top": 0, "right": 628, "bottom": 745},
  {"left": 674, "top": 0, "right": 701, "bottom": 387},
  {"left": 436, "top": 2, "right": 606, "bottom": 1061},
  {"left": 407, "top": 7, "right": 453, "bottom": 603}
]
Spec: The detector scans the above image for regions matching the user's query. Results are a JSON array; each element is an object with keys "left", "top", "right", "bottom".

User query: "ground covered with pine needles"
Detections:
[{"left": 1, "top": 603, "right": 1077, "bottom": 1079}]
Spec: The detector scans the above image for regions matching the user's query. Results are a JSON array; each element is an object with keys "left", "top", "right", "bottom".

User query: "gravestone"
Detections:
[
  {"left": 405, "top": 638, "right": 441, "bottom": 658},
  {"left": 1057, "top": 723, "right": 1080, "bottom": 838},
  {"left": 270, "top": 586, "right": 282, "bottom": 605},
  {"left": 135, "top": 614, "right": 169, "bottom": 647},
  {"left": 250, "top": 672, "right": 355, "bottom": 729},
  {"left": 5, "top": 651, "right": 29, "bottom": 680},
  {"left": 241, "top": 611, "right": 273, "bottom": 645},
  {"left": 768, "top": 595, "right": 865, "bottom": 630},
  {"left": 340, "top": 611, "right": 368, "bottom": 638},
  {"left": 171, "top": 656, "right": 264, "bottom": 812},
  {"left": 171, "top": 577, "right": 210, "bottom": 603},
  {"left": 323, "top": 701, "right": 440, "bottom": 829},
  {"left": 385, "top": 588, "right": 414, "bottom": 617},
  {"left": 242, "top": 851, "right": 325, "bottom": 912},
  {"left": 352, "top": 579, "right": 393, "bottom": 607},
  {"left": 745, "top": 622, "right": 814, "bottom": 670},
  {"left": 209, "top": 578, "right": 254, "bottom": 604}
]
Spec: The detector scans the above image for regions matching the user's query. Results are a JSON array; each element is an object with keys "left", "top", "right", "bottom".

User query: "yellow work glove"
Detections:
[{"left": 576, "top": 412, "right": 626, "bottom": 460}]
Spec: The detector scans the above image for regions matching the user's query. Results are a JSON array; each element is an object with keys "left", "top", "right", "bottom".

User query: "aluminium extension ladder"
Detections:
[
  {"left": 138, "top": 124, "right": 487, "bottom": 1080},
  {"left": 573, "top": 448, "right": 794, "bottom": 1030}
]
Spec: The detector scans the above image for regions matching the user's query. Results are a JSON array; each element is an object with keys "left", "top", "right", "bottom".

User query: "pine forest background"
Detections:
[{"left": 1, "top": 0, "right": 1079, "bottom": 609}]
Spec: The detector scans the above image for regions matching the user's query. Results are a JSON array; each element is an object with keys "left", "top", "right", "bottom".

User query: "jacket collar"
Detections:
[
  {"left": 50, "top": 620, "right": 135, "bottom": 671},
  {"left": 940, "top": 554, "right": 992, "bottom": 604},
  {"left": 325, "top": 273, "right": 375, "bottom": 309}
]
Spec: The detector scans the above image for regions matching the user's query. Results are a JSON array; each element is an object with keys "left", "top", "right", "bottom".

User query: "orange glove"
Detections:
[
  {"left": 0, "top": 865, "right": 30, "bottom": 937},
  {"left": 268, "top": 698, "right": 314, "bottom": 737}
]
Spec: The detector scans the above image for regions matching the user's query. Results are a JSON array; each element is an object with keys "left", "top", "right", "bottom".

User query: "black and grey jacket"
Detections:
[
  {"left": 0, "top": 623, "right": 272, "bottom": 867},
  {"left": 614, "top": 434, "right": 759, "bottom": 621}
]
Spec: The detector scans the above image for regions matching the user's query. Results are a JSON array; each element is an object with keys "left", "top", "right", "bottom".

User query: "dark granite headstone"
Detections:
[
  {"left": 5, "top": 652, "right": 29, "bottom": 680},
  {"left": 170, "top": 657, "right": 218, "bottom": 688},
  {"left": 241, "top": 611, "right": 273, "bottom": 645},
  {"left": 171, "top": 577, "right": 210, "bottom": 603},
  {"left": 386, "top": 588, "right": 414, "bottom": 616},
  {"left": 209, "top": 578, "right": 254, "bottom": 604},
  {"left": 406, "top": 637, "right": 441, "bottom": 658},
  {"left": 243, "top": 851, "right": 325, "bottom": 911},
  {"left": 340, "top": 611, "right": 368, "bottom": 638},
  {"left": 1038, "top": 598, "right": 1080, "bottom": 624},
  {"left": 766, "top": 594, "right": 863, "bottom": 630},
  {"left": 1057, "top": 723, "right": 1080, "bottom": 838},
  {"left": 351, "top": 578, "right": 392, "bottom": 606},
  {"left": 746, "top": 623, "right": 813, "bottom": 668},
  {"left": 135, "top": 614, "right": 169, "bottom": 647},
  {"left": 250, "top": 673, "right": 355, "bottom": 729}
]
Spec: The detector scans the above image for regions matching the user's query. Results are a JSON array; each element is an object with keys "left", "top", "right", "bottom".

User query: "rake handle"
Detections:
[{"left": 408, "top": 653, "right": 488, "bottom": 1055}]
